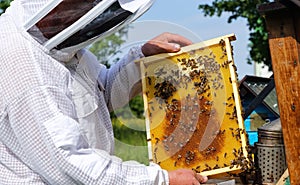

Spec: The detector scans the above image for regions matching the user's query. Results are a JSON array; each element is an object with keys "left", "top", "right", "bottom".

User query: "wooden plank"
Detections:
[
  {"left": 257, "top": 1, "right": 286, "bottom": 13},
  {"left": 263, "top": 7, "right": 300, "bottom": 185}
]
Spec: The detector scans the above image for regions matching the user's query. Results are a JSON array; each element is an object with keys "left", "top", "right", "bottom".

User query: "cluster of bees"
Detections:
[{"left": 145, "top": 40, "right": 251, "bottom": 174}]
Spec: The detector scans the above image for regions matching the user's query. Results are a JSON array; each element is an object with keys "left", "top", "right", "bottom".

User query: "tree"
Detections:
[
  {"left": 0, "top": 0, "right": 12, "bottom": 15},
  {"left": 198, "top": 0, "right": 272, "bottom": 70},
  {"left": 89, "top": 27, "right": 129, "bottom": 68}
]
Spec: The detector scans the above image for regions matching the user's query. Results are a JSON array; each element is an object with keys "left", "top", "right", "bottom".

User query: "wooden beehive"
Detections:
[
  {"left": 137, "top": 34, "right": 249, "bottom": 176},
  {"left": 258, "top": 2, "right": 300, "bottom": 183}
]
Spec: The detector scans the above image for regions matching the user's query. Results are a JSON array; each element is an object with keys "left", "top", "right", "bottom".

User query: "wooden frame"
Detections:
[
  {"left": 258, "top": 2, "right": 300, "bottom": 184},
  {"left": 137, "top": 34, "right": 250, "bottom": 176}
]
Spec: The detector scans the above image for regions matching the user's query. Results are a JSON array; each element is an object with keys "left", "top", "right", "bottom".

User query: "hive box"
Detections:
[{"left": 137, "top": 34, "right": 250, "bottom": 176}]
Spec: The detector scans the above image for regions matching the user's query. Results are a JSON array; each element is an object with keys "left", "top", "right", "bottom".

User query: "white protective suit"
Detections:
[{"left": 0, "top": 0, "right": 169, "bottom": 184}]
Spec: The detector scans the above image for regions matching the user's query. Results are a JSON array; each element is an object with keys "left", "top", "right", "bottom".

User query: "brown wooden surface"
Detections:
[{"left": 261, "top": 3, "right": 300, "bottom": 184}]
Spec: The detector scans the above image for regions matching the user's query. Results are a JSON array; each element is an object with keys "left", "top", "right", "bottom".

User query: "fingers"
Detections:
[
  {"left": 191, "top": 175, "right": 207, "bottom": 185},
  {"left": 165, "top": 32, "right": 193, "bottom": 47},
  {"left": 156, "top": 32, "right": 193, "bottom": 52},
  {"left": 141, "top": 40, "right": 179, "bottom": 56},
  {"left": 168, "top": 169, "right": 208, "bottom": 185},
  {"left": 141, "top": 32, "right": 193, "bottom": 56},
  {"left": 151, "top": 40, "right": 181, "bottom": 52},
  {"left": 191, "top": 177, "right": 201, "bottom": 185},
  {"left": 193, "top": 170, "right": 208, "bottom": 184},
  {"left": 195, "top": 173, "right": 208, "bottom": 184}
]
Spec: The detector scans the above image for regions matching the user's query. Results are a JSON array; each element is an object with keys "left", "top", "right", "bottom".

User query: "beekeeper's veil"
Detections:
[{"left": 11, "top": 0, "right": 153, "bottom": 59}]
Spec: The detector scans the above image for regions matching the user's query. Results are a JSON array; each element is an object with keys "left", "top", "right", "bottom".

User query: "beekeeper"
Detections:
[{"left": 0, "top": 0, "right": 208, "bottom": 184}]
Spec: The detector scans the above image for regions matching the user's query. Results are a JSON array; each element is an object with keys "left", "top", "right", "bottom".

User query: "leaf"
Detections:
[{"left": 198, "top": 0, "right": 272, "bottom": 70}]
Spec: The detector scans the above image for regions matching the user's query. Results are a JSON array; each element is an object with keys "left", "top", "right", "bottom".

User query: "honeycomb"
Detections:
[{"left": 137, "top": 34, "right": 250, "bottom": 176}]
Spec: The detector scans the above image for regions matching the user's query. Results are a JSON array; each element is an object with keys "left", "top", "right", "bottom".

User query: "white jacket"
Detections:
[{"left": 0, "top": 0, "right": 168, "bottom": 184}]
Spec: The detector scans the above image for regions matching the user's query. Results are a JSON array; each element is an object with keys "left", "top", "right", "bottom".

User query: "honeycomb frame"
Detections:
[{"left": 137, "top": 34, "right": 249, "bottom": 176}]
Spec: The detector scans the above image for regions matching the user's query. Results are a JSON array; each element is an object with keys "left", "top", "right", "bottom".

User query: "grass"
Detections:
[{"left": 112, "top": 117, "right": 149, "bottom": 165}]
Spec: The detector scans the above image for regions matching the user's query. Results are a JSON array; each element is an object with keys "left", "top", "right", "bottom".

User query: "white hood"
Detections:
[{"left": 6, "top": 0, "right": 154, "bottom": 60}]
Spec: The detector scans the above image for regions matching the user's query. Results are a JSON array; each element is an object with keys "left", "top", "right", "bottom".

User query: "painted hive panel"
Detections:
[{"left": 137, "top": 34, "right": 250, "bottom": 176}]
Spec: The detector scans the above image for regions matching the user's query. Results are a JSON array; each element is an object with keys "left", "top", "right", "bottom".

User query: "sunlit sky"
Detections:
[{"left": 124, "top": 0, "right": 255, "bottom": 79}]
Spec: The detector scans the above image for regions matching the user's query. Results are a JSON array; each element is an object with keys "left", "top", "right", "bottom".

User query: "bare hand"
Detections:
[
  {"left": 168, "top": 169, "right": 208, "bottom": 185},
  {"left": 141, "top": 32, "right": 193, "bottom": 57}
]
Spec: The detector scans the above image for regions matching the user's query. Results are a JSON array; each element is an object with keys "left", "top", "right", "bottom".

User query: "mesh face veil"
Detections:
[{"left": 25, "top": 0, "right": 154, "bottom": 52}]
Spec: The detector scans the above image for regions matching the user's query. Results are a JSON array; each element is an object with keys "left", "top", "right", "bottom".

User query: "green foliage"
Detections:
[
  {"left": 111, "top": 95, "right": 145, "bottom": 120},
  {"left": 0, "top": 0, "right": 12, "bottom": 15},
  {"left": 128, "top": 95, "right": 145, "bottom": 119},
  {"left": 198, "top": 0, "right": 272, "bottom": 70},
  {"left": 111, "top": 95, "right": 148, "bottom": 164},
  {"left": 112, "top": 117, "right": 148, "bottom": 165},
  {"left": 89, "top": 27, "right": 129, "bottom": 68}
]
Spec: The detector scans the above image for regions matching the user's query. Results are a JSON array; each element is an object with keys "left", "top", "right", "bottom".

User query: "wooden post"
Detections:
[{"left": 258, "top": 2, "right": 300, "bottom": 184}]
